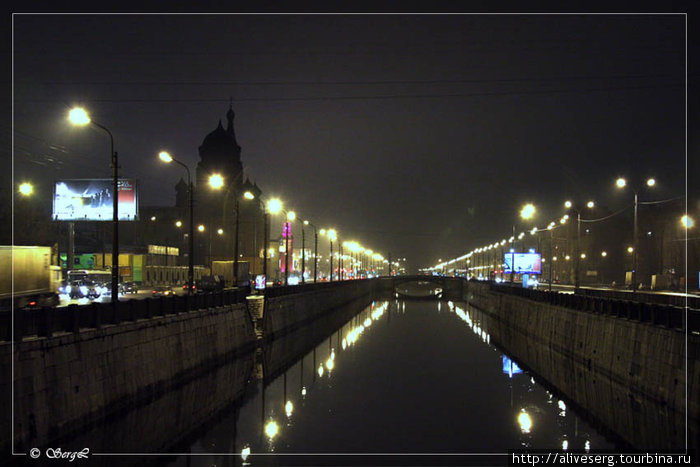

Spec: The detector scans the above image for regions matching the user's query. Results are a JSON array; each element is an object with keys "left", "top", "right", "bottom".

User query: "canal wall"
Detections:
[
  {"left": 262, "top": 279, "right": 376, "bottom": 340},
  {"left": 466, "top": 280, "right": 699, "bottom": 448},
  {"left": 3, "top": 302, "right": 257, "bottom": 454}
]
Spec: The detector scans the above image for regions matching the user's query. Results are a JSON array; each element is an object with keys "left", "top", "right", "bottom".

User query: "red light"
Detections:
[{"left": 29, "top": 301, "right": 37, "bottom": 306}]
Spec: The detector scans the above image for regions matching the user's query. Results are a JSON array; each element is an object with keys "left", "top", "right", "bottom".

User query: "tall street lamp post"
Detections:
[
  {"left": 321, "top": 229, "right": 337, "bottom": 281},
  {"left": 159, "top": 151, "right": 195, "bottom": 295},
  {"left": 234, "top": 191, "right": 255, "bottom": 287},
  {"left": 264, "top": 198, "right": 283, "bottom": 286},
  {"left": 69, "top": 108, "right": 119, "bottom": 305},
  {"left": 563, "top": 200, "right": 595, "bottom": 292},
  {"left": 510, "top": 203, "right": 536, "bottom": 284},
  {"left": 284, "top": 211, "right": 296, "bottom": 286},
  {"left": 208, "top": 173, "right": 254, "bottom": 287},
  {"left": 304, "top": 220, "right": 318, "bottom": 283},
  {"left": 616, "top": 177, "right": 656, "bottom": 292}
]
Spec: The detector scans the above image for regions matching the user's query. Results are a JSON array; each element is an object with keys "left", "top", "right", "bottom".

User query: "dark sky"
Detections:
[{"left": 9, "top": 11, "right": 692, "bottom": 270}]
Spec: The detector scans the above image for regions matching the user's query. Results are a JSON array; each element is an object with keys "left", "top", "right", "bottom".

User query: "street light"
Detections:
[
  {"left": 321, "top": 229, "right": 337, "bottom": 281},
  {"left": 681, "top": 215, "right": 695, "bottom": 229},
  {"left": 303, "top": 220, "right": 319, "bottom": 283},
  {"left": 284, "top": 211, "right": 296, "bottom": 286},
  {"left": 208, "top": 173, "right": 254, "bottom": 287},
  {"left": 69, "top": 107, "right": 119, "bottom": 305},
  {"left": 565, "top": 199, "right": 595, "bottom": 291},
  {"left": 18, "top": 182, "right": 33, "bottom": 196},
  {"left": 511, "top": 203, "right": 537, "bottom": 283},
  {"left": 158, "top": 151, "right": 195, "bottom": 295},
  {"left": 616, "top": 177, "right": 656, "bottom": 291}
]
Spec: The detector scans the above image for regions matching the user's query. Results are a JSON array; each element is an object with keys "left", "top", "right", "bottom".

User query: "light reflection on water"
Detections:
[{"left": 160, "top": 299, "right": 613, "bottom": 466}]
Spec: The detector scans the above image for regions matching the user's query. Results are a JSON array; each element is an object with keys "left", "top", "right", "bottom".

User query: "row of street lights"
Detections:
[
  {"left": 428, "top": 177, "right": 694, "bottom": 292},
  {"left": 66, "top": 106, "right": 396, "bottom": 292},
  {"left": 158, "top": 153, "right": 388, "bottom": 287}
]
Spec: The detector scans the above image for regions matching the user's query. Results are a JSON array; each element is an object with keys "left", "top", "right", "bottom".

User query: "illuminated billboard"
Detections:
[
  {"left": 53, "top": 179, "right": 138, "bottom": 221},
  {"left": 503, "top": 252, "right": 542, "bottom": 275}
]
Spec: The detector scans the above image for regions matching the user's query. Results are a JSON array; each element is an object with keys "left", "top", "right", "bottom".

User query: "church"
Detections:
[{"left": 135, "top": 104, "right": 267, "bottom": 286}]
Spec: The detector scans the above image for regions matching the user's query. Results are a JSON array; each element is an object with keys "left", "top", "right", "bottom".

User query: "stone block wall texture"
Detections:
[
  {"left": 262, "top": 280, "right": 374, "bottom": 339},
  {"left": 4, "top": 303, "right": 256, "bottom": 453},
  {"left": 466, "top": 281, "right": 699, "bottom": 449}
]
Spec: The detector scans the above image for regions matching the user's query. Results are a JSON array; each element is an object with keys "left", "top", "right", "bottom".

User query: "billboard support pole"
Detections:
[
  {"left": 188, "top": 180, "right": 194, "bottom": 297},
  {"left": 87, "top": 119, "right": 119, "bottom": 306},
  {"left": 68, "top": 222, "right": 75, "bottom": 273},
  {"left": 88, "top": 120, "right": 119, "bottom": 306}
]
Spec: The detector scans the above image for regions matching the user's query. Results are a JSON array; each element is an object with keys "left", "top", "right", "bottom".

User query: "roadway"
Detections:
[{"left": 56, "top": 286, "right": 188, "bottom": 307}]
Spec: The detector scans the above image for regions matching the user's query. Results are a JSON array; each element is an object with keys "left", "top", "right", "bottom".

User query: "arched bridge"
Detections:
[{"left": 377, "top": 275, "right": 466, "bottom": 300}]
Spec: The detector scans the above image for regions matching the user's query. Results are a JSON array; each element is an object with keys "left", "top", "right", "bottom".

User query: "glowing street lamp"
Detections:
[
  {"left": 158, "top": 151, "right": 195, "bottom": 295},
  {"left": 69, "top": 107, "right": 119, "bottom": 305},
  {"left": 510, "top": 203, "right": 537, "bottom": 283},
  {"left": 18, "top": 182, "right": 33, "bottom": 196},
  {"left": 616, "top": 177, "right": 657, "bottom": 291},
  {"left": 284, "top": 210, "right": 296, "bottom": 285},
  {"left": 208, "top": 172, "right": 254, "bottom": 286},
  {"left": 520, "top": 203, "right": 536, "bottom": 220},
  {"left": 681, "top": 215, "right": 695, "bottom": 229}
]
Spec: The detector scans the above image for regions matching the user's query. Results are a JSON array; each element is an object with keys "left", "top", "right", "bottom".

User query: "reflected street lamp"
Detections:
[
  {"left": 159, "top": 151, "right": 194, "bottom": 295},
  {"left": 69, "top": 107, "right": 119, "bottom": 305}
]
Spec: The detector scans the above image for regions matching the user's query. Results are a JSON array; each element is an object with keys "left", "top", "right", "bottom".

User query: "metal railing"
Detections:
[
  {"left": 484, "top": 282, "right": 699, "bottom": 333},
  {"left": 1, "top": 288, "right": 250, "bottom": 342}
]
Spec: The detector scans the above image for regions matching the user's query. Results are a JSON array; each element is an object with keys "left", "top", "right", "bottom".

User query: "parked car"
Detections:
[{"left": 151, "top": 286, "right": 175, "bottom": 297}]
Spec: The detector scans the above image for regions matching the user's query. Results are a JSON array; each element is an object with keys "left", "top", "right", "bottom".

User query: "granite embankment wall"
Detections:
[
  {"left": 466, "top": 280, "right": 699, "bottom": 448},
  {"left": 3, "top": 303, "right": 257, "bottom": 454},
  {"left": 262, "top": 279, "right": 376, "bottom": 339}
]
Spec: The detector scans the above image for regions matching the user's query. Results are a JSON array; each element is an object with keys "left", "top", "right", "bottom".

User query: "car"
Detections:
[
  {"left": 122, "top": 281, "right": 139, "bottom": 294},
  {"left": 151, "top": 286, "right": 175, "bottom": 297},
  {"left": 67, "top": 281, "right": 88, "bottom": 299},
  {"left": 182, "top": 283, "right": 197, "bottom": 292},
  {"left": 85, "top": 281, "right": 102, "bottom": 299}
]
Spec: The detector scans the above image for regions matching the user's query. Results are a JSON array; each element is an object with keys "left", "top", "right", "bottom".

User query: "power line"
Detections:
[
  {"left": 18, "top": 73, "right": 683, "bottom": 87},
  {"left": 14, "top": 82, "right": 684, "bottom": 104}
]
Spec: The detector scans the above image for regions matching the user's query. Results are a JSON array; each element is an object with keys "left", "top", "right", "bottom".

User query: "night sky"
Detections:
[{"left": 9, "top": 10, "right": 694, "bottom": 271}]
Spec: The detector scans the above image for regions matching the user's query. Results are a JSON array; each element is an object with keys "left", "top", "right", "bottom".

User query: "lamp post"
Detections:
[
  {"left": 69, "top": 107, "right": 120, "bottom": 305},
  {"left": 158, "top": 151, "right": 194, "bottom": 295},
  {"left": 321, "top": 229, "right": 337, "bottom": 281},
  {"left": 301, "top": 223, "right": 306, "bottom": 283},
  {"left": 263, "top": 198, "right": 282, "bottom": 286},
  {"left": 616, "top": 177, "right": 656, "bottom": 292},
  {"left": 563, "top": 200, "right": 595, "bottom": 292},
  {"left": 510, "top": 203, "right": 536, "bottom": 284},
  {"left": 208, "top": 173, "right": 254, "bottom": 287},
  {"left": 283, "top": 211, "right": 296, "bottom": 286},
  {"left": 304, "top": 220, "right": 318, "bottom": 283}
]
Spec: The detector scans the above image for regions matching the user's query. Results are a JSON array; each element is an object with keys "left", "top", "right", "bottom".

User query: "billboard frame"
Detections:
[{"left": 52, "top": 178, "right": 139, "bottom": 222}]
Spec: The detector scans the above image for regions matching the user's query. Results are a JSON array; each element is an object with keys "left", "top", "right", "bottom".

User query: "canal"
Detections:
[{"left": 55, "top": 294, "right": 627, "bottom": 466}]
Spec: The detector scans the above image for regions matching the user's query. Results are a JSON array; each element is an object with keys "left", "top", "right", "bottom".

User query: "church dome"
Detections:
[{"left": 200, "top": 120, "right": 240, "bottom": 154}]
